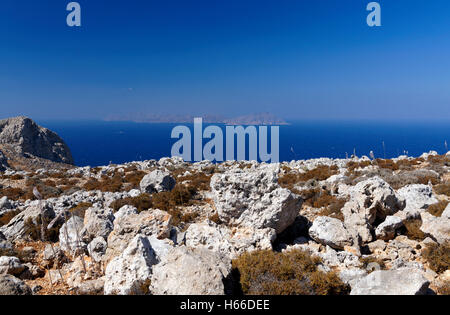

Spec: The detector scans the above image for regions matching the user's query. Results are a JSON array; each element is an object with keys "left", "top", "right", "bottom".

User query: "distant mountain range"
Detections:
[{"left": 105, "top": 112, "right": 289, "bottom": 125}]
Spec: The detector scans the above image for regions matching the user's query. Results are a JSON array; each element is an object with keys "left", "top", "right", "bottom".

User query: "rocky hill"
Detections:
[
  {"left": 0, "top": 152, "right": 449, "bottom": 295},
  {"left": 0, "top": 117, "right": 74, "bottom": 168}
]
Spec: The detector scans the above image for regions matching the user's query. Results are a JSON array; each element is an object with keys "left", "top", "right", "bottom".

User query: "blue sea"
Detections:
[{"left": 38, "top": 120, "right": 450, "bottom": 167}]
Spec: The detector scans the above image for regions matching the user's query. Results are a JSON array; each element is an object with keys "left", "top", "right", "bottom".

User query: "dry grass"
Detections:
[
  {"left": 278, "top": 165, "right": 339, "bottom": 192},
  {"left": 359, "top": 256, "right": 387, "bottom": 273},
  {"left": 232, "top": 249, "right": 349, "bottom": 295},
  {"left": 422, "top": 242, "right": 450, "bottom": 274},
  {"left": 434, "top": 182, "right": 450, "bottom": 197}
]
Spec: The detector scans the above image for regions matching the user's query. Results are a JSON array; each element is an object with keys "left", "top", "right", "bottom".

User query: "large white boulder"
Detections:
[
  {"left": 342, "top": 177, "right": 405, "bottom": 244},
  {"left": 210, "top": 164, "right": 302, "bottom": 234},
  {"left": 185, "top": 220, "right": 275, "bottom": 259}
]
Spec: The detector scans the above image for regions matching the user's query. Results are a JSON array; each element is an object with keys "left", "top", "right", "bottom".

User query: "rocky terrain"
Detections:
[{"left": 0, "top": 118, "right": 448, "bottom": 295}]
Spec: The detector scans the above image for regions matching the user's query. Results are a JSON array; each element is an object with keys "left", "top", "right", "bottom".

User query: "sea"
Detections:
[{"left": 38, "top": 120, "right": 450, "bottom": 167}]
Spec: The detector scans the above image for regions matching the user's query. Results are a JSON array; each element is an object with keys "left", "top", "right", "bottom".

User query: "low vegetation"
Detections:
[{"left": 232, "top": 249, "right": 350, "bottom": 295}]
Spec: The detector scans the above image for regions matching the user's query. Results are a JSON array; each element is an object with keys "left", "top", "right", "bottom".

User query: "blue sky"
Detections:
[{"left": 1, "top": 0, "right": 450, "bottom": 120}]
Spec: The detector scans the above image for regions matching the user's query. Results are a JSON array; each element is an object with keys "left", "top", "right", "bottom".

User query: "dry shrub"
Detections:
[
  {"left": 208, "top": 213, "right": 221, "bottom": 224},
  {"left": 434, "top": 182, "right": 450, "bottom": 197},
  {"left": 232, "top": 249, "right": 349, "bottom": 295},
  {"left": 151, "top": 184, "right": 198, "bottom": 226},
  {"left": 427, "top": 200, "right": 449, "bottom": 217},
  {"left": 422, "top": 242, "right": 450, "bottom": 274}
]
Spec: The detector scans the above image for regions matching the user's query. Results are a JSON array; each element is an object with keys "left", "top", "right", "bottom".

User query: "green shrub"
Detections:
[
  {"left": 427, "top": 200, "right": 449, "bottom": 217},
  {"left": 232, "top": 249, "right": 350, "bottom": 295}
]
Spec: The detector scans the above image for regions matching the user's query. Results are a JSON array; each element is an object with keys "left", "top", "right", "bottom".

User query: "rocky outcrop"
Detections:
[
  {"left": 396, "top": 184, "right": 438, "bottom": 212},
  {"left": 104, "top": 235, "right": 171, "bottom": 295},
  {"left": 350, "top": 268, "right": 430, "bottom": 295},
  {"left": 0, "top": 116, "right": 74, "bottom": 164},
  {"left": 210, "top": 164, "right": 302, "bottom": 234},
  {"left": 150, "top": 246, "right": 232, "bottom": 295},
  {"left": 0, "top": 256, "right": 26, "bottom": 276},
  {"left": 139, "top": 170, "right": 175, "bottom": 193},
  {"left": 309, "top": 216, "right": 353, "bottom": 250},
  {"left": 59, "top": 215, "right": 85, "bottom": 253},
  {"left": 0, "top": 275, "right": 32, "bottom": 295}
]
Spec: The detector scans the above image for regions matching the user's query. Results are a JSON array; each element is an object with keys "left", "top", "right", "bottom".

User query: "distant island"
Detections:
[{"left": 104, "top": 112, "right": 289, "bottom": 125}]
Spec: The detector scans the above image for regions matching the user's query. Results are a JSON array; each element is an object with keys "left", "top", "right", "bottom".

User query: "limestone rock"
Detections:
[
  {"left": 350, "top": 268, "right": 429, "bottom": 295},
  {"left": 442, "top": 203, "right": 450, "bottom": 219},
  {"left": 210, "top": 164, "right": 302, "bottom": 234},
  {"left": 308, "top": 216, "right": 353, "bottom": 250},
  {"left": 87, "top": 237, "right": 107, "bottom": 263},
  {"left": 81, "top": 206, "right": 114, "bottom": 242},
  {"left": 396, "top": 184, "right": 438, "bottom": 212},
  {"left": 0, "top": 116, "right": 73, "bottom": 164},
  {"left": 105, "top": 209, "right": 172, "bottom": 262},
  {"left": 0, "top": 274, "right": 32, "bottom": 295},
  {"left": 150, "top": 246, "right": 232, "bottom": 295},
  {"left": 375, "top": 216, "right": 404, "bottom": 241},
  {"left": 104, "top": 235, "right": 170, "bottom": 295},
  {"left": 0, "top": 201, "right": 55, "bottom": 241},
  {"left": 139, "top": 170, "right": 175, "bottom": 193},
  {"left": 114, "top": 205, "right": 138, "bottom": 220}
]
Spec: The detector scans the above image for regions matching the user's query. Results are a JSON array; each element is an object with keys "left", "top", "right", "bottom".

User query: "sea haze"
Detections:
[{"left": 39, "top": 120, "right": 450, "bottom": 167}]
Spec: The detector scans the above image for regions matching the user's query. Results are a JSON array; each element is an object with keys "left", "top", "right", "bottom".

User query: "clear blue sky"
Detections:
[{"left": 1, "top": 0, "right": 449, "bottom": 120}]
